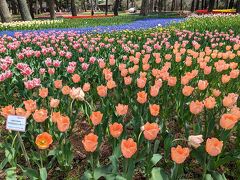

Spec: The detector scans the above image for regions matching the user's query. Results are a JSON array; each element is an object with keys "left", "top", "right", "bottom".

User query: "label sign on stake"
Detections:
[{"left": 6, "top": 115, "right": 26, "bottom": 132}]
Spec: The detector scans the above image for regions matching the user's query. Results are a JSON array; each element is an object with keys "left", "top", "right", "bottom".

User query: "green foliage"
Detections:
[{"left": 170, "top": 14, "right": 240, "bottom": 33}]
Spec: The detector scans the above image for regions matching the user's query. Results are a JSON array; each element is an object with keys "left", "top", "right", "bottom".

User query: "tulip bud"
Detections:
[
  {"left": 188, "top": 135, "right": 204, "bottom": 148},
  {"left": 70, "top": 87, "right": 85, "bottom": 101}
]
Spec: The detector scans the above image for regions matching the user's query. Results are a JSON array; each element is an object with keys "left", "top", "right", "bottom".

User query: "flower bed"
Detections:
[
  {"left": 196, "top": 9, "right": 236, "bottom": 14},
  {"left": 0, "top": 15, "right": 143, "bottom": 31},
  {"left": 64, "top": 15, "right": 115, "bottom": 19},
  {"left": 0, "top": 18, "right": 183, "bottom": 37},
  {"left": 0, "top": 16, "right": 240, "bottom": 179}
]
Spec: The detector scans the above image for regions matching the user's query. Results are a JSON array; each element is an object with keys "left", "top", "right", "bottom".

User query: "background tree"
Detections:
[
  {"left": 208, "top": 0, "right": 214, "bottom": 12},
  {"left": 216, "top": 0, "right": 219, "bottom": 9},
  {"left": 158, "top": 0, "right": 163, "bottom": 12},
  {"left": 113, "top": 0, "right": 120, "bottom": 16},
  {"left": 237, "top": 0, "right": 240, "bottom": 13},
  {"left": 28, "top": 0, "right": 35, "bottom": 19},
  {"left": 71, "top": 0, "right": 77, "bottom": 16},
  {"left": 90, "top": 0, "right": 94, "bottom": 15},
  {"left": 228, "top": 0, "right": 234, "bottom": 9},
  {"left": 171, "top": 0, "right": 175, "bottom": 11},
  {"left": 17, "top": 0, "right": 32, "bottom": 21},
  {"left": 0, "top": 0, "right": 12, "bottom": 23},
  {"left": 47, "top": 0, "right": 56, "bottom": 19},
  {"left": 225, "top": 0, "right": 229, "bottom": 9},
  {"left": 201, "top": 0, "right": 204, "bottom": 9},
  {"left": 82, "top": 0, "right": 87, "bottom": 12},
  {"left": 195, "top": 0, "right": 200, "bottom": 10},
  {"left": 163, "top": 0, "right": 166, "bottom": 11},
  {"left": 190, "top": 0, "right": 195, "bottom": 12},
  {"left": 180, "top": 0, "right": 183, "bottom": 10},
  {"left": 140, "top": 0, "right": 148, "bottom": 15},
  {"left": 39, "top": 0, "right": 43, "bottom": 13},
  {"left": 105, "top": 0, "right": 108, "bottom": 15},
  {"left": 11, "top": 0, "right": 19, "bottom": 15},
  {"left": 204, "top": 0, "right": 208, "bottom": 9},
  {"left": 149, "top": 0, "right": 154, "bottom": 13}
]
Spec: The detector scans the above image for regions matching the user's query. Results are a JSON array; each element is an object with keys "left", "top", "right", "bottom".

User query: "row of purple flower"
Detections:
[{"left": 0, "top": 18, "right": 184, "bottom": 37}]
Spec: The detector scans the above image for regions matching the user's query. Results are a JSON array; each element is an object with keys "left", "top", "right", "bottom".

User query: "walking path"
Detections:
[{"left": 0, "top": 18, "right": 184, "bottom": 37}]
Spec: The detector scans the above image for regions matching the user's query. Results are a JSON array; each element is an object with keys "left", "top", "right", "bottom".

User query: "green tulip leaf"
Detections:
[
  {"left": 39, "top": 168, "right": 47, "bottom": 180},
  {"left": 150, "top": 154, "right": 162, "bottom": 167},
  {"left": 150, "top": 167, "right": 169, "bottom": 180},
  {"left": 5, "top": 167, "right": 17, "bottom": 180}
]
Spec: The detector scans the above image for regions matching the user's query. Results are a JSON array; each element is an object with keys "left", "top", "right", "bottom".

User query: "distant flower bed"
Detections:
[
  {"left": 0, "top": 19, "right": 63, "bottom": 30},
  {"left": 172, "top": 14, "right": 240, "bottom": 35},
  {"left": 64, "top": 14, "right": 114, "bottom": 19},
  {"left": 0, "top": 18, "right": 183, "bottom": 37},
  {"left": 196, "top": 9, "right": 236, "bottom": 14},
  {"left": 0, "top": 15, "right": 143, "bottom": 31}
]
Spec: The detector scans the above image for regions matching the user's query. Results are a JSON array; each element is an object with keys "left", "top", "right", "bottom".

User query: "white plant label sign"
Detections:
[{"left": 6, "top": 115, "right": 26, "bottom": 132}]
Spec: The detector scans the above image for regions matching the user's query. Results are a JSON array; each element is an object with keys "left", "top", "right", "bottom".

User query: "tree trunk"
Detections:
[
  {"left": 208, "top": 0, "right": 214, "bottom": 12},
  {"left": 59, "top": 0, "right": 62, "bottom": 11},
  {"left": 55, "top": 0, "right": 59, "bottom": 11},
  {"left": 95, "top": 0, "right": 98, "bottom": 11},
  {"left": 171, "top": 0, "right": 175, "bottom": 11},
  {"left": 126, "top": 0, "right": 129, "bottom": 9},
  {"left": 90, "top": 0, "right": 94, "bottom": 15},
  {"left": 154, "top": 0, "right": 157, "bottom": 12},
  {"left": 180, "top": 0, "right": 183, "bottom": 10},
  {"left": 28, "top": 0, "right": 35, "bottom": 19},
  {"left": 71, "top": 0, "right": 77, "bottom": 16},
  {"left": 0, "top": 0, "right": 12, "bottom": 22},
  {"left": 158, "top": 0, "right": 162, "bottom": 12},
  {"left": 202, "top": 0, "right": 204, "bottom": 9},
  {"left": 225, "top": 0, "right": 229, "bottom": 9},
  {"left": 83, "top": 0, "right": 86, "bottom": 12},
  {"left": 195, "top": 0, "right": 199, "bottom": 10},
  {"left": 149, "top": 0, "right": 154, "bottom": 13},
  {"left": 237, "top": 0, "right": 240, "bottom": 13},
  {"left": 190, "top": 0, "right": 195, "bottom": 12},
  {"left": 17, "top": 0, "right": 32, "bottom": 21},
  {"left": 216, "top": 0, "right": 218, "bottom": 9},
  {"left": 48, "top": 0, "right": 56, "bottom": 19},
  {"left": 140, "top": 0, "right": 148, "bottom": 15},
  {"left": 113, "top": 0, "right": 120, "bottom": 16},
  {"left": 105, "top": 0, "right": 108, "bottom": 15},
  {"left": 39, "top": 0, "right": 43, "bottom": 13},
  {"left": 11, "top": 0, "right": 18, "bottom": 15},
  {"left": 229, "top": 0, "right": 234, "bottom": 9},
  {"left": 119, "top": 0, "right": 122, "bottom": 10},
  {"left": 66, "top": 0, "right": 69, "bottom": 8},
  {"left": 204, "top": 0, "right": 208, "bottom": 9}
]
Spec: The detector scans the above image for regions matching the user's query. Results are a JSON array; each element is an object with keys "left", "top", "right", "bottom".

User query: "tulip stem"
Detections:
[
  {"left": 146, "top": 141, "right": 152, "bottom": 177},
  {"left": 17, "top": 132, "right": 31, "bottom": 168},
  {"left": 84, "top": 100, "right": 92, "bottom": 111},
  {"left": 40, "top": 151, "right": 43, "bottom": 168},
  {"left": 70, "top": 99, "right": 75, "bottom": 116},
  {"left": 90, "top": 153, "right": 95, "bottom": 176},
  {"left": 124, "top": 158, "right": 128, "bottom": 177},
  {"left": 11, "top": 133, "right": 18, "bottom": 148},
  {"left": 202, "top": 154, "right": 207, "bottom": 179},
  {"left": 137, "top": 131, "right": 143, "bottom": 144},
  {"left": 172, "top": 138, "right": 188, "bottom": 143},
  {"left": 171, "top": 163, "right": 179, "bottom": 180}
]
